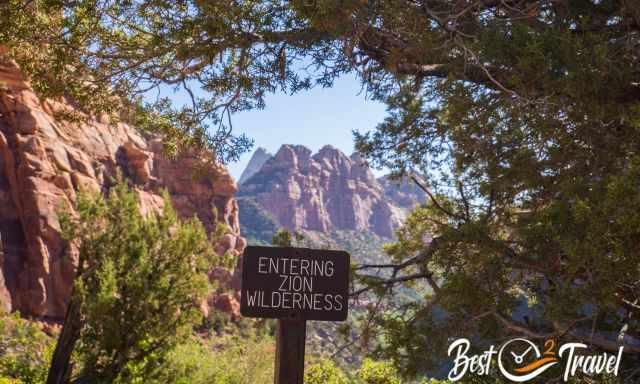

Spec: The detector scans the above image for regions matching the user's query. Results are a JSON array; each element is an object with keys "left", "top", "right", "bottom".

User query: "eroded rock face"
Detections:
[
  {"left": 238, "top": 144, "right": 406, "bottom": 238},
  {"left": 0, "top": 52, "right": 244, "bottom": 319}
]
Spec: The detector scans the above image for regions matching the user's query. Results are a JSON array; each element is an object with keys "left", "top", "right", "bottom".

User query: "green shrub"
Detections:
[
  {"left": 51, "top": 180, "right": 221, "bottom": 383},
  {"left": 357, "top": 358, "right": 401, "bottom": 384},
  {"left": 0, "top": 311, "right": 54, "bottom": 384},
  {"left": 145, "top": 333, "right": 274, "bottom": 384},
  {"left": 305, "top": 359, "right": 350, "bottom": 384}
]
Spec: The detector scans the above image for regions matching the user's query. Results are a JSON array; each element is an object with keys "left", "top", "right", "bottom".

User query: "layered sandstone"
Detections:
[
  {"left": 0, "top": 52, "right": 244, "bottom": 319},
  {"left": 238, "top": 144, "right": 406, "bottom": 238}
]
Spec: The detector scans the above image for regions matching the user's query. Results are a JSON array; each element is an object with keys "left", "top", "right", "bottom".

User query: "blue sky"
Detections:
[{"left": 226, "top": 74, "right": 388, "bottom": 180}]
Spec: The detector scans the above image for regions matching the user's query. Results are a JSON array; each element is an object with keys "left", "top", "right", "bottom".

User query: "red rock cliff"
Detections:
[
  {"left": 238, "top": 144, "right": 406, "bottom": 238},
  {"left": 0, "top": 52, "right": 245, "bottom": 319}
]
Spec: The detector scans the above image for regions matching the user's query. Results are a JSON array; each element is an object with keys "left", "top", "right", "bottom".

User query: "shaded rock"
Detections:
[
  {"left": 121, "top": 142, "right": 151, "bottom": 184},
  {"left": 210, "top": 293, "right": 240, "bottom": 318}
]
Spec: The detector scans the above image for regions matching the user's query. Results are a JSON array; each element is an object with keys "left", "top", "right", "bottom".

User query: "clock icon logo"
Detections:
[{"left": 498, "top": 338, "right": 559, "bottom": 382}]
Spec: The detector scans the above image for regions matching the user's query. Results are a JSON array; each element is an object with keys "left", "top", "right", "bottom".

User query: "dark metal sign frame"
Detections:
[
  {"left": 240, "top": 245, "right": 349, "bottom": 321},
  {"left": 240, "top": 245, "right": 351, "bottom": 384}
]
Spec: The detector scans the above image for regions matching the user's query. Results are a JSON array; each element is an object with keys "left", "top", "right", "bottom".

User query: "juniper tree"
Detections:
[{"left": 47, "top": 181, "right": 218, "bottom": 384}]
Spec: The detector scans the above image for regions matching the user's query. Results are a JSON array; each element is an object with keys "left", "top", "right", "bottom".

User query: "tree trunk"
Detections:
[{"left": 46, "top": 297, "right": 82, "bottom": 384}]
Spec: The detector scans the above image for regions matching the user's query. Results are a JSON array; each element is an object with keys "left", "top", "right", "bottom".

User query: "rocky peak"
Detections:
[
  {"left": 238, "top": 144, "right": 405, "bottom": 238},
  {"left": 238, "top": 147, "right": 271, "bottom": 185},
  {"left": 314, "top": 144, "right": 345, "bottom": 161},
  {"left": 312, "top": 145, "right": 352, "bottom": 174},
  {"left": 266, "top": 144, "right": 313, "bottom": 172}
]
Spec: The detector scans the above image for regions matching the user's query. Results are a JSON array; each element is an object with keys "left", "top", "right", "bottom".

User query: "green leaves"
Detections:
[
  {"left": 0, "top": 311, "right": 54, "bottom": 384},
  {"left": 304, "top": 358, "right": 408, "bottom": 384},
  {"left": 305, "top": 359, "right": 351, "bottom": 384},
  {"left": 60, "top": 179, "right": 219, "bottom": 382}
]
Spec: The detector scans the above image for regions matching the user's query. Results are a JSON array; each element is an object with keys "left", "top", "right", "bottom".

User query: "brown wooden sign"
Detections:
[{"left": 240, "top": 246, "right": 350, "bottom": 321}]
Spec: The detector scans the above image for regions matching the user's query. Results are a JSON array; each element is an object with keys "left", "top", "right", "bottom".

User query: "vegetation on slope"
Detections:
[{"left": 236, "top": 197, "right": 281, "bottom": 246}]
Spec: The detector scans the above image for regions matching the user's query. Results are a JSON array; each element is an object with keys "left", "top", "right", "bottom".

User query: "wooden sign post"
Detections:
[
  {"left": 240, "top": 246, "right": 350, "bottom": 384},
  {"left": 274, "top": 317, "right": 306, "bottom": 384}
]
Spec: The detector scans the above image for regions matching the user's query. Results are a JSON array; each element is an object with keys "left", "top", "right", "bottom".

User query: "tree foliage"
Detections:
[
  {"left": 49, "top": 180, "right": 218, "bottom": 383},
  {"left": 305, "top": 359, "right": 351, "bottom": 384},
  {"left": 0, "top": 311, "right": 54, "bottom": 384},
  {"left": 305, "top": 358, "right": 416, "bottom": 384},
  {"left": 145, "top": 333, "right": 275, "bottom": 384}
]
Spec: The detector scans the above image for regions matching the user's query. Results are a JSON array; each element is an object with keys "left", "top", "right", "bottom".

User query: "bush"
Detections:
[
  {"left": 146, "top": 333, "right": 274, "bottom": 384},
  {"left": 305, "top": 359, "right": 350, "bottom": 384},
  {"left": 51, "top": 180, "right": 221, "bottom": 383},
  {"left": 357, "top": 358, "right": 401, "bottom": 384},
  {"left": 0, "top": 311, "right": 54, "bottom": 384}
]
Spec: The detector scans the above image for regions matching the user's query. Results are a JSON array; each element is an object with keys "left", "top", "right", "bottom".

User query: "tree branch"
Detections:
[
  {"left": 410, "top": 174, "right": 465, "bottom": 221},
  {"left": 352, "top": 272, "right": 434, "bottom": 296}
]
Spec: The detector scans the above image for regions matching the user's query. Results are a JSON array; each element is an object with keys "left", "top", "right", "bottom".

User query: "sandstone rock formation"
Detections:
[
  {"left": 0, "top": 52, "right": 244, "bottom": 319},
  {"left": 238, "top": 144, "right": 407, "bottom": 238},
  {"left": 378, "top": 175, "right": 427, "bottom": 210},
  {"left": 238, "top": 147, "right": 271, "bottom": 185}
]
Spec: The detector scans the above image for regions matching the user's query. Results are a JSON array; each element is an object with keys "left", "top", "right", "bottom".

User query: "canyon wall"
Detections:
[{"left": 0, "top": 51, "right": 244, "bottom": 319}]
